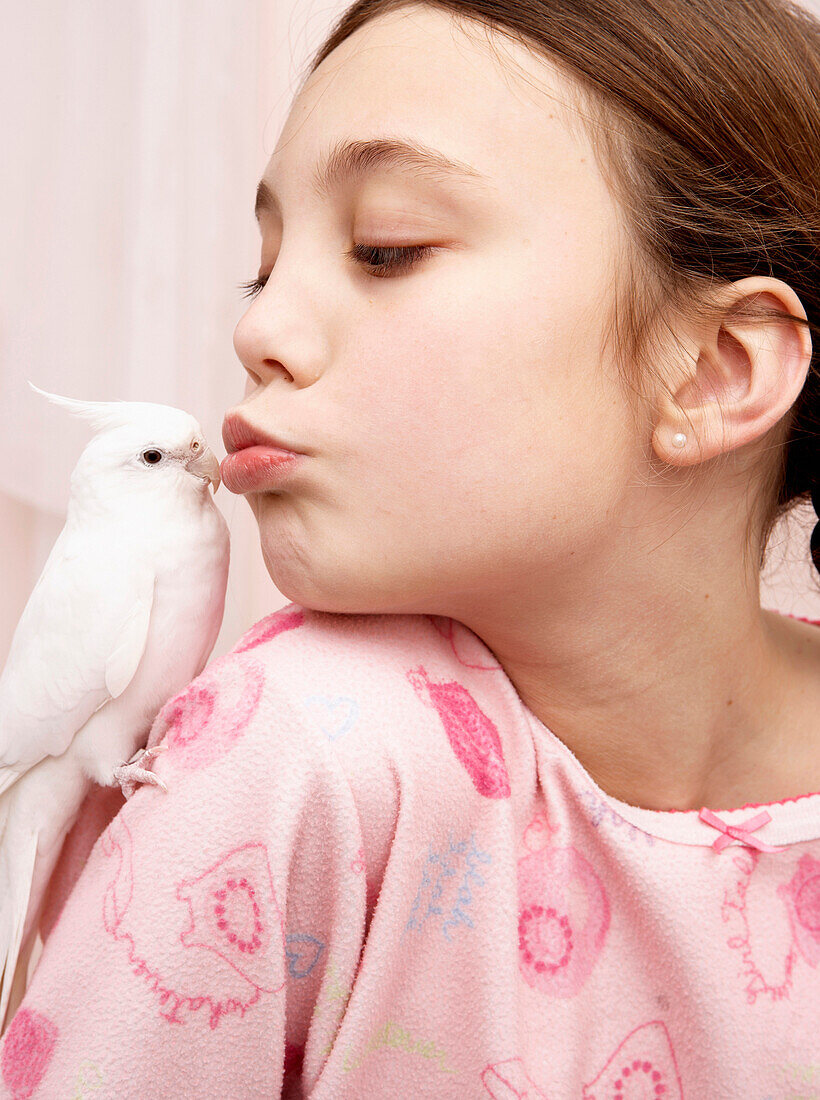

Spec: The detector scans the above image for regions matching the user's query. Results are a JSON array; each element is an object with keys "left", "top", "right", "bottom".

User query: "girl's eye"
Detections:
[
  {"left": 237, "top": 243, "right": 435, "bottom": 300},
  {"left": 345, "top": 243, "right": 435, "bottom": 278}
]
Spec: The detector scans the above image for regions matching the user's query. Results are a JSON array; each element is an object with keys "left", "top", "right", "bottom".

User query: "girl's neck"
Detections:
[{"left": 475, "top": 603, "right": 820, "bottom": 813}]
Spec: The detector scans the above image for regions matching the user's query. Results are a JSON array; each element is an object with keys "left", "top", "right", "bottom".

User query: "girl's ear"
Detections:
[{"left": 653, "top": 277, "right": 812, "bottom": 468}]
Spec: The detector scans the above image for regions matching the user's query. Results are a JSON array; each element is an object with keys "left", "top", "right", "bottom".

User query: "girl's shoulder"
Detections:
[
  {"left": 220, "top": 603, "right": 518, "bottom": 752},
  {"left": 186, "top": 603, "right": 520, "bottom": 804},
  {"left": 146, "top": 604, "right": 477, "bottom": 781}
]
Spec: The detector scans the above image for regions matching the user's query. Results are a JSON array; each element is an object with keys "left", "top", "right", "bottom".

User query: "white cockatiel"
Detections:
[{"left": 0, "top": 384, "right": 230, "bottom": 1035}]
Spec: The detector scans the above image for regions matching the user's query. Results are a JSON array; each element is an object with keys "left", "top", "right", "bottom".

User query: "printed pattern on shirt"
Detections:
[{"left": 98, "top": 814, "right": 287, "bottom": 1029}]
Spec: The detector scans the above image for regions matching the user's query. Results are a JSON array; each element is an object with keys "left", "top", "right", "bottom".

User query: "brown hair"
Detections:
[{"left": 303, "top": 0, "right": 820, "bottom": 581}]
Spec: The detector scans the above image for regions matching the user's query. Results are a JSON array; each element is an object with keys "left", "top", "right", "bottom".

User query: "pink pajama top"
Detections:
[{"left": 2, "top": 604, "right": 819, "bottom": 1099}]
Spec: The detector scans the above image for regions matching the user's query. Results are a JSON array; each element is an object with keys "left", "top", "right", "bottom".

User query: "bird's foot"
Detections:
[{"left": 112, "top": 744, "right": 169, "bottom": 800}]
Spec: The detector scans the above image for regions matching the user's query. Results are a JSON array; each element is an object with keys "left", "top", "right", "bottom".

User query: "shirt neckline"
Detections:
[{"left": 514, "top": 610, "right": 820, "bottom": 848}]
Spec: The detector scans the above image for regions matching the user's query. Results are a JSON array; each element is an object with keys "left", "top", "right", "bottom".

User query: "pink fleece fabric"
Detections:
[{"left": 2, "top": 604, "right": 819, "bottom": 1099}]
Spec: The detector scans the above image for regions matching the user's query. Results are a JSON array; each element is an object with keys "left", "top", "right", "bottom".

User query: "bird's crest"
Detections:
[{"left": 28, "top": 382, "right": 144, "bottom": 433}]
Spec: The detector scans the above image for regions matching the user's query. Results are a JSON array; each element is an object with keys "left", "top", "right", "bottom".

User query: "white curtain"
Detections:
[
  {"left": 1, "top": 1, "right": 819, "bottom": 674},
  {"left": 0, "top": 0, "right": 351, "bottom": 665}
]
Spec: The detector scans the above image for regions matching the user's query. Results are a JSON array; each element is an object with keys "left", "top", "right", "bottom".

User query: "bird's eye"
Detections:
[
  {"left": 191, "top": 440, "right": 200, "bottom": 451},
  {"left": 141, "top": 449, "right": 164, "bottom": 465}
]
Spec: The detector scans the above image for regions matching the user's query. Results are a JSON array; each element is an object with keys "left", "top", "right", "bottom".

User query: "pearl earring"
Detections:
[{"left": 672, "top": 432, "right": 687, "bottom": 448}]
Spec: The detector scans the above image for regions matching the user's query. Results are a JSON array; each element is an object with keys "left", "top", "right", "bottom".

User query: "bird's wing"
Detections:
[
  {"left": 104, "top": 579, "right": 156, "bottom": 698},
  {"left": 0, "top": 524, "right": 156, "bottom": 786}
]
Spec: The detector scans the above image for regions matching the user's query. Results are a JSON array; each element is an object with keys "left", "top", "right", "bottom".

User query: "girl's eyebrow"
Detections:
[{"left": 254, "top": 136, "right": 496, "bottom": 221}]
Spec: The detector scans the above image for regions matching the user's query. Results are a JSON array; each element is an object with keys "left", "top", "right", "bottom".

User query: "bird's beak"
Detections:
[{"left": 185, "top": 445, "right": 221, "bottom": 493}]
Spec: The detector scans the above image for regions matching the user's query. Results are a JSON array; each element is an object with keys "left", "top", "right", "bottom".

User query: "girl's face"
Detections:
[{"left": 231, "top": 3, "right": 636, "bottom": 619}]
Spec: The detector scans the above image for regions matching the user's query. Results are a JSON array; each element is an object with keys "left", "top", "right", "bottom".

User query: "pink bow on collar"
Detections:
[{"left": 698, "top": 807, "right": 787, "bottom": 852}]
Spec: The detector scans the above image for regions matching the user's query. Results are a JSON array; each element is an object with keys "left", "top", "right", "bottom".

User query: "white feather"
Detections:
[{"left": 0, "top": 385, "right": 230, "bottom": 1033}]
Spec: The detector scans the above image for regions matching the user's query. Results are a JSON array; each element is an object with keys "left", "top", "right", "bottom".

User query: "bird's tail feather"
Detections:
[
  {"left": 1, "top": 931, "right": 37, "bottom": 1036},
  {"left": 0, "top": 765, "right": 24, "bottom": 800},
  {"left": 0, "top": 794, "right": 40, "bottom": 1036}
]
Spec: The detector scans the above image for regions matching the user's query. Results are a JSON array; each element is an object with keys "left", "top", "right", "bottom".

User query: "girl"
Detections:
[{"left": 2, "top": 0, "right": 819, "bottom": 1095}]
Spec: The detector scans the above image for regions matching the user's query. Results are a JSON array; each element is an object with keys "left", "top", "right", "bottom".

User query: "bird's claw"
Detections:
[{"left": 112, "top": 743, "right": 169, "bottom": 800}]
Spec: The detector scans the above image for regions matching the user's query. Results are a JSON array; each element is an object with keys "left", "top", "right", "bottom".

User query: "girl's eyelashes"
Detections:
[
  {"left": 237, "top": 276, "right": 267, "bottom": 300},
  {"left": 237, "top": 243, "right": 436, "bottom": 300},
  {"left": 346, "top": 242, "right": 436, "bottom": 277}
]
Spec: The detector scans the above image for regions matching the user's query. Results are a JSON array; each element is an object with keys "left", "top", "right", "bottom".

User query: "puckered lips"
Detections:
[{"left": 219, "top": 412, "right": 304, "bottom": 494}]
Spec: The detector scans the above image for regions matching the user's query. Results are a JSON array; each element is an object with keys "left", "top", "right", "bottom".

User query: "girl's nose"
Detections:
[
  {"left": 232, "top": 287, "right": 328, "bottom": 390},
  {"left": 232, "top": 235, "right": 337, "bottom": 388}
]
